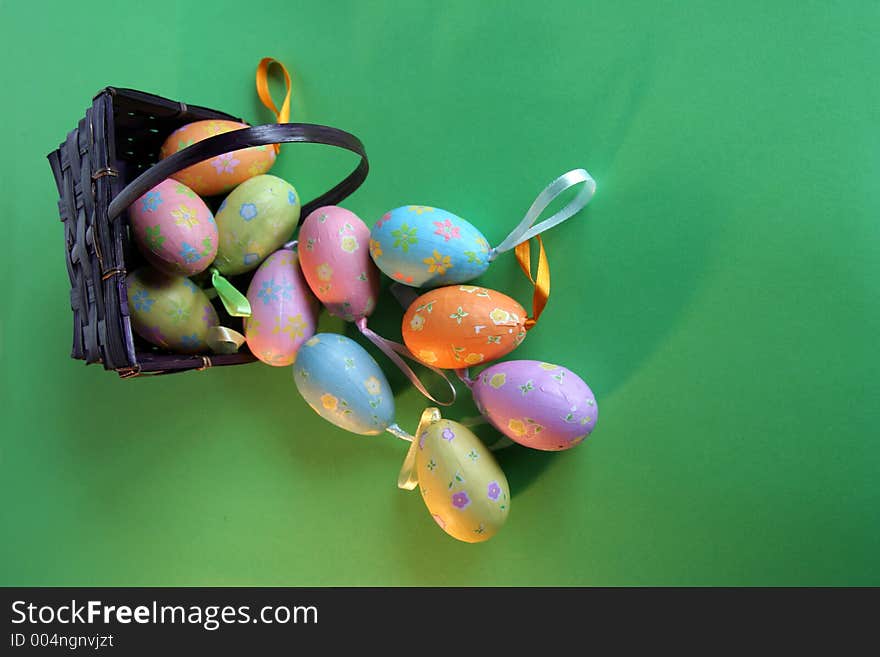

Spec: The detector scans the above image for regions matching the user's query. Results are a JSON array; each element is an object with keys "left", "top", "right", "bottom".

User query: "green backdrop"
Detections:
[{"left": 1, "top": 0, "right": 877, "bottom": 586}]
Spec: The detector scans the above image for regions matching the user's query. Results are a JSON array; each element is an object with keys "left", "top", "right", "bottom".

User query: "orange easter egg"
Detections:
[
  {"left": 402, "top": 285, "right": 528, "bottom": 369},
  {"left": 159, "top": 120, "right": 276, "bottom": 197}
]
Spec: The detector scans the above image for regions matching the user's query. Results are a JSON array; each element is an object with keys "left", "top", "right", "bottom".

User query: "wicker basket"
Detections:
[{"left": 48, "top": 87, "right": 368, "bottom": 377}]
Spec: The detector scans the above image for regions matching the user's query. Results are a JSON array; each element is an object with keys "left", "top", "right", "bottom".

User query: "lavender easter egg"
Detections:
[
  {"left": 128, "top": 179, "right": 217, "bottom": 276},
  {"left": 472, "top": 360, "right": 598, "bottom": 451},
  {"left": 159, "top": 120, "right": 276, "bottom": 197},
  {"left": 298, "top": 206, "right": 381, "bottom": 321},
  {"left": 292, "top": 334, "right": 395, "bottom": 435},
  {"left": 213, "top": 175, "right": 301, "bottom": 276},
  {"left": 127, "top": 267, "right": 219, "bottom": 354},
  {"left": 370, "top": 206, "right": 491, "bottom": 287},
  {"left": 244, "top": 249, "right": 319, "bottom": 366},
  {"left": 416, "top": 416, "right": 509, "bottom": 542}
]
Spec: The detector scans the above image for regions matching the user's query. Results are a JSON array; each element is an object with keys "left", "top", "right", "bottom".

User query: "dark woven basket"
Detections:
[{"left": 48, "top": 87, "right": 368, "bottom": 377}]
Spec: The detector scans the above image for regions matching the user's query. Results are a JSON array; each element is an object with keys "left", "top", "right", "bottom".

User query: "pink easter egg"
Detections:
[
  {"left": 244, "top": 249, "right": 320, "bottom": 366},
  {"left": 298, "top": 206, "right": 381, "bottom": 322},
  {"left": 129, "top": 178, "right": 218, "bottom": 276}
]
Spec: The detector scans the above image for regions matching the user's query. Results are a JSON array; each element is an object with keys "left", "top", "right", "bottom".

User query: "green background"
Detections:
[{"left": 1, "top": 0, "right": 877, "bottom": 586}]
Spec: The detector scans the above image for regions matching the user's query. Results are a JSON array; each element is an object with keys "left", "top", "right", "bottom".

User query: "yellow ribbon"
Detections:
[
  {"left": 255, "top": 57, "right": 292, "bottom": 154},
  {"left": 515, "top": 235, "right": 550, "bottom": 330},
  {"left": 206, "top": 326, "right": 247, "bottom": 354},
  {"left": 397, "top": 408, "right": 443, "bottom": 490}
]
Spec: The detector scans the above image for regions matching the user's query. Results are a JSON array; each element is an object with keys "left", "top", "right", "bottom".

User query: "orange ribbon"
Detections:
[
  {"left": 515, "top": 235, "right": 550, "bottom": 330},
  {"left": 255, "top": 57, "right": 292, "bottom": 154}
]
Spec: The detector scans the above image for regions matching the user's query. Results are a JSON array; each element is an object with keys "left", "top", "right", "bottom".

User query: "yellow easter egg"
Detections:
[{"left": 415, "top": 416, "right": 510, "bottom": 543}]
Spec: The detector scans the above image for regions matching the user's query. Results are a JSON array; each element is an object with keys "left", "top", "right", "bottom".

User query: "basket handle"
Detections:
[{"left": 107, "top": 122, "right": 368, "bottom": 221}]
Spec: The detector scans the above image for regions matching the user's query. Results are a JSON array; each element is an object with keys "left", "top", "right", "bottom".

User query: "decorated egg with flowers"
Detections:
[
  {"left": 213, "top": 175, "right": 301, "bottom": 276},
  {"left": 159, "top": 120, "right": 276, "bottom": 197},
  {"left": 370, "top": 169, "right": 596, "bottom": 289},
  {"left": 293, "top": 333, "right": 397, "bottom": 435},
  {"left": 402, "top": 285, "right": 528, "bottom": 369},
  {"left": 126, "top": 267, "right": 218, "bottom": 354},
  {"left": 469, "top": 360, "right": 598, "bottom": 451},
  {"left": 128, "top": 178, "right": 217, "bottom": 276},
  {"left": 408, "top": 410, "right": 510, "bottom": 543},
  {"left": 370, "top": 206, "right": 490, "bottom": 288},
  {"left": 298, "top": 206, "right": 381, "bottom": 321},
  {"left": 244, "top": 249, "right": 319, "bottom": 366}
]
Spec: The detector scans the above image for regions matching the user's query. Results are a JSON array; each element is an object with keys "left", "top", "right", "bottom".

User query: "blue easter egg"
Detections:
[
  {"left": 293, "top": 333, "right": 395, "bottom": 435},
  {"left": 369, "top": 206, "right": 491, "bottom": 287}
]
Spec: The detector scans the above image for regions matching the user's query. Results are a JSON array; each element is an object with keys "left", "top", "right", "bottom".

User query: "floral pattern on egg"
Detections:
[
  {"left": 159, "top": 120, "right": 276, "bottom": 197},
  {"left": 292, "top": 333, "right": 395, "bottom": 435},
  {"left": 472, "top": 360, "right": 598, "bottom": 451},
  {"left": 244, "top": 249, "right": 319, "bottom": 367},
  {"left": 129, "top": 179, "right": 217, "bottom": 277},
  {"left": 213, "top": 175, "right": 301, "bottom": 275},
  {"left": 370, "top": 206, "right": 491, "bottom": 288},
  {"left": 402, "top": 286, "right": 528, "bottom": 369},
  {"left": 298, "top": 206, "right": 381, "bottom": 322},
  {"left": 415, "top": 418, "right": 509, "bottom": 543},
  {"left": 127, "top": 267, "right": 218, "bottom": 354}
]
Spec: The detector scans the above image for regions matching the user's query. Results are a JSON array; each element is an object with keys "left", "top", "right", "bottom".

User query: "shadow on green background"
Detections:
[{"left": 0, "top": 0, "right": 878, "bottom": 586}]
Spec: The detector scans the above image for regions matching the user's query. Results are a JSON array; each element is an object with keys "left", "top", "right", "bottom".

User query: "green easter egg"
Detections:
[
  {"left": 212, "top": 174, "right": 301, "bottom": 275},
  {"left": 127, "top": 267, "right": 219, "bottom": 354}
]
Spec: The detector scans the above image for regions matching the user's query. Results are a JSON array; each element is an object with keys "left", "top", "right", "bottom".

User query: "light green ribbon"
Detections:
[
  {"left": 210, "top": 268, "right": 251, "bottom": 317},
  {"left": 489, "top": 168, "right": 597, "bottom": 259}
]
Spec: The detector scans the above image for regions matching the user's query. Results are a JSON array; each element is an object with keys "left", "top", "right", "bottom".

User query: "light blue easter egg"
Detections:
[
  {"left": 292, "top": 333, "right": 395, "bottom": 435},
  {"left": 369, "top": 206, "right": 491, "bottom": 288}
]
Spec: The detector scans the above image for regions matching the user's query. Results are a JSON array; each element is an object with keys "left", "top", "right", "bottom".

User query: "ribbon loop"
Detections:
[
  {"left": 356, "top": 318, "right": 456, "bottom": 406},
  {"left": 397, "top": 408, "right": 442, "bottom": 490},
  {"left": 493, "top": 168, "right": 596, "bottom": 255},
  {"left": 492, "top": 168, "right": 594, "bottom": 330},
  {"left": 515, "top": 235, "right": 550, "bottom": 329},
  {"left": 206, "top": 326, "right": 246, "bottom": 354},
  {"left": 256, "top": 57, "right": 293, "bottom": 154}
]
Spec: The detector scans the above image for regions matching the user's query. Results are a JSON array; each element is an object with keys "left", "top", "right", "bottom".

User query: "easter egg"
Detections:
[
  {"left": 127, "top": 267, "right": 219, "bottom": 354},
  {"left": 416, "top": 416, "right": 509, "bottom": 542},
  {"left": 293, "top": 333, "right": 395, "bottom": 435},
  {"left": 472, "top": 360, "right": 598, "bottom": 451},
  {"left": 298, "top": 206, "right": 381, "bottom": 321},
  {"left": 402, "top": 286, "right": 528, "bottom": 369},
  {"left": 244, "top": 249, "right": 320, "bottom": 366},
  {"left": 159, "top": 120, "right": 276, "bottom": 197},
  {"left": 128, "top": 178, "right": 217, "bottom": 276},
  {"left": 213, "top": 175, "right": 301, "bottom": 276},
  {"left": 370, "top": 206, "right": 491, "bottom": 287}
]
